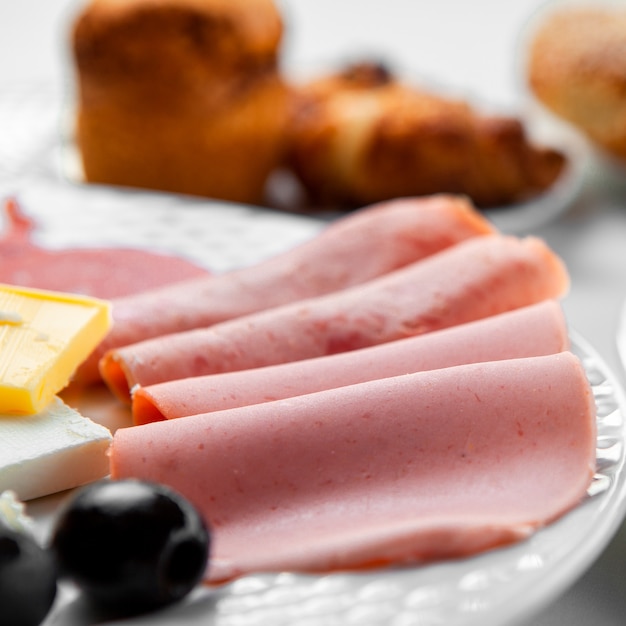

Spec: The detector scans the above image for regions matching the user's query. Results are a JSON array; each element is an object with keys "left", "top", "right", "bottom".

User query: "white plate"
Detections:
[{"left": 3, "top": 181, "right": 625, "bottom": 626}]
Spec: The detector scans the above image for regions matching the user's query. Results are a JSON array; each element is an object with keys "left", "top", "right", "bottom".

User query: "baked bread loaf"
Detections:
[
  {"left": 286, "top": 62, "right": 566, "bottom": 209},
  {"left": 527, "top": 6, "right": 626, "bottom": 162},
  {"left": 71, "top": 0, "right": 291, "bottom": 204}
]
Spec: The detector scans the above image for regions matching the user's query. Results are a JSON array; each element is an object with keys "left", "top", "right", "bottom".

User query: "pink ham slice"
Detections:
[
  {"left": 75, "top": 194, "right": 494, "bottom": 384},
  {"left": 110, "top": 351, "right": 597, "bottom": 582},
  {"left": 0, "top": 198, "right": 210, "bottom": 298},
  {"left": 101, "top": 234, "right": 569, "bottom": 402},
  {"left": 132, "top": 300, "right": 569, "bottom": 424}
]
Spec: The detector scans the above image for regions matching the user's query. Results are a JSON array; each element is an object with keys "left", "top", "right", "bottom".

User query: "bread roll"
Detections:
[
  {"left": 286, "top": 62, "right": 566, "bottom": 209},
  {"left": 527, "top": 6, "right": 626, "bottom": 162},
  {"left": 71, "top": 0, "right": 291, "bottom": 204}
]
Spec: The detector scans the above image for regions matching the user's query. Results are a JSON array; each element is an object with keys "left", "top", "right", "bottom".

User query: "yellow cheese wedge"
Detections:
[{"left": 0, "top": 283, "right": 111, "bottom": 415}]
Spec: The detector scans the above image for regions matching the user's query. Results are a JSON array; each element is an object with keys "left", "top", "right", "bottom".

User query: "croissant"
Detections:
[{"left": 286, "top": 62, "right": 565, "bottom": 209}]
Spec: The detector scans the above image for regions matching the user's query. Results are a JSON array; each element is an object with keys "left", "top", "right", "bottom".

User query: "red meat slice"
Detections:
[{"left": 0, "top": 198, "right": 209, "bottom": 299}]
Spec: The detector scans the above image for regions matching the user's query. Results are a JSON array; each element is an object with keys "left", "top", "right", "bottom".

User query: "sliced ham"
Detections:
[
  {"left": 75, "top": 194, "right": 494, "bottom": 384},
  {"left": 101, "top": 234, "right": 569, "bottom": 401},
  {"left": 110, "top": 351, "right": 597, "bottom": 582},
  {"left": 0, "top": 198, "right": 210, "bottom": 298},
  {"left": 132, "top": 300, "right": 569, "bottom": 424}
]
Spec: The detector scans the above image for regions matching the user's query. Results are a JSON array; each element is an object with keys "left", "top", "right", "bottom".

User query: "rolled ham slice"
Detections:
[
  {"left": 76, "top": 194, "right": 493, "bottom": 384},
  {"left": 132, "top": 300, "right": 569, "bottom": 424},
  {"left": 101, "top": 234, "right": 569, "bottom": 401},
  {"left": 110, "top": 351, "right": 597, "bottom": 582}
]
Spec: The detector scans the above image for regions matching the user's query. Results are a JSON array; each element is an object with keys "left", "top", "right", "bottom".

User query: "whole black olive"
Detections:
[
  {"left": 50, "top": 479, "right": 210, "bottom": 616},
  {"left": 0, "top": 523, "right": 57, "bottom": 626}
]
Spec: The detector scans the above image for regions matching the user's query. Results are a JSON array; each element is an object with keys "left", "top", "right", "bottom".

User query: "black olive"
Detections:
[
  {"left": 50, "top": 479, "right": 210, "bottom": 616},
  {"left": 0, "top": 523, "right": 57, "bottom": 626}
]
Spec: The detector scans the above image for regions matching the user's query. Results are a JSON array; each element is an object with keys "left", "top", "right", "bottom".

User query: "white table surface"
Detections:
[{"left": 2, "top": 1, "right": 626, "bottom": 624}]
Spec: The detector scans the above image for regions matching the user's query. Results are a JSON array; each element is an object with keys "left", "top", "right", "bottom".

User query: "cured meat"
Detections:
[
  {"left": 110, "top": 352, "right": 597, "bottom": 582},
  {"left": 76, "top": 194, "right": 494, "bottom": 384},
  {"left": 101, "top": 234, "right": 569, "bottom": 401},
  {"left": 0, "top": 198, "right": 209, "bottom": 298},
  {"left": 132, "top": 300, "right": 569, "bottom": 424}
]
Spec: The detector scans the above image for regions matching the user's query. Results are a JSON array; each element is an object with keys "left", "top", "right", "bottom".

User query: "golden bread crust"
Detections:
[
  {"left": 287, "top": 63, "right": 565, "bottom": 208},
  {"left": 76, "top": 74, "right": 291, "bottom": 201},
  {"left": 73, "top": 0, "right": 283, "bottom": 87},
  {"left": 527, "top": 7, "right": 626, "bottom": 160},
  {"left": 72, "top": 0, "right": 290, "bottom": 203}
]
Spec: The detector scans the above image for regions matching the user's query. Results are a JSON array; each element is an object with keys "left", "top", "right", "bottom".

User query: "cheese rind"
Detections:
[
  {"left": 0, "top": 283, "right": 111, "bottom": 414},
  {"left": 0, "top": 397, "right": 112, "bottom": 501}
]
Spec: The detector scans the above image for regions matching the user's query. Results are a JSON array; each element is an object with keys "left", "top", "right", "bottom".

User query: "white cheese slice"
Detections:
[{"left": 0, "top": 397, "right": 112, "bottom": 500}]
